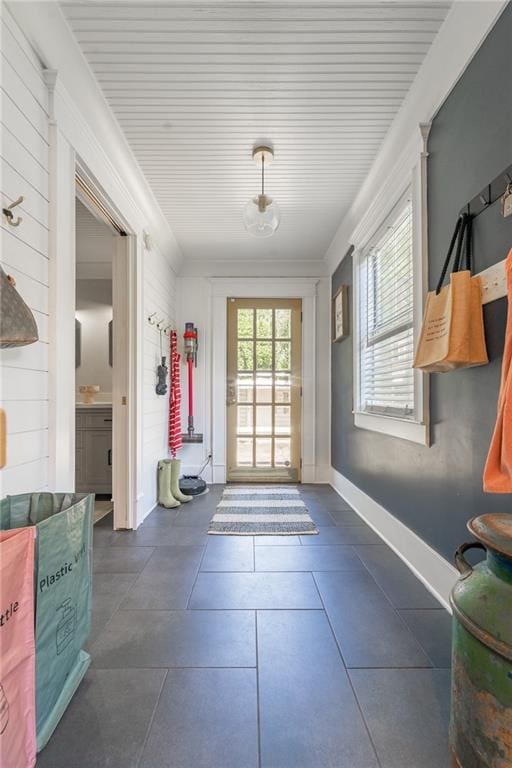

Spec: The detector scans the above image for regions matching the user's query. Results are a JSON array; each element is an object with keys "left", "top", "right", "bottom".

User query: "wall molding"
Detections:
[
  {"left": 180, "top": 259, "right": 329, "bottom": 279},
  {"left": 331, "top": 467, "right": 458, "bottom": 611}
]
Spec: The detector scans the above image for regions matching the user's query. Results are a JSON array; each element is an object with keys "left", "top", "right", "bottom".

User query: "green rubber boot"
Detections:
[
  {"left": 170, "top": 458, "right": 192, "bottom": 503},
  {"left": 157, "top": 459, "right": 180, "bottom": 508}
]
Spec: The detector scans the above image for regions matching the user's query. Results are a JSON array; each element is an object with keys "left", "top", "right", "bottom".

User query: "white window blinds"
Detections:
[{"left": 358, "top": 199, "right": 415, "bottom": 419}]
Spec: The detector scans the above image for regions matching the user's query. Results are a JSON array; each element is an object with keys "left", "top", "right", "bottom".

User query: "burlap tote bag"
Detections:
[{"left": 413, "top": 214, "right": 488, "bottom": 373}]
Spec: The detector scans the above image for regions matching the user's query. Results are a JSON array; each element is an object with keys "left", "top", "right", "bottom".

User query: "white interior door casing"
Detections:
[{"left": 210, "top": 278, "right": 319, "bottom": 484}]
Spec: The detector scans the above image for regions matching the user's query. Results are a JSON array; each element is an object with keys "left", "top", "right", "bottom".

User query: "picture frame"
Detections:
[{"left": 332, "top": 284, "right": 349, "bottom": 342}]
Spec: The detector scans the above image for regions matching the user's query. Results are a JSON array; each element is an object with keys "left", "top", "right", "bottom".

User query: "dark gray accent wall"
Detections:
[{"left": 331, "top": 5, "right": 512, "bottom": 563}]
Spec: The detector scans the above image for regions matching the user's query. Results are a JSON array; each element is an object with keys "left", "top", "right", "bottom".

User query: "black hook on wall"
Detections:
[
  {"left": 2, "top": 195, "right": 24, "bottom": 227},
  {"left": 460, "top": 164, "right": 512, "bottom": 220}
]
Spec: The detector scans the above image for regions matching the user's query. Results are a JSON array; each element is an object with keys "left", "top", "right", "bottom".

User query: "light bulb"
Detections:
[{"left": 243, "top": 196, "right": 280, "bottom": 238}]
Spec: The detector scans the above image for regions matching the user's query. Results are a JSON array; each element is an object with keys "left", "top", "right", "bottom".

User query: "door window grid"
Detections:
[{"left": 236, "top": 307, "right": 292, "bottom": 469}]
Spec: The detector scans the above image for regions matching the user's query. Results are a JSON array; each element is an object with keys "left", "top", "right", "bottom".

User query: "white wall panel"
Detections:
[
  {"left": 1, "top": 160, "right": 49, "bottom": 226},
  {"left": 1, "top": 6, "right": 49, "bottom": 496},
  {"left": 141, "top": 242, "right": 177, "bottom": 515}
]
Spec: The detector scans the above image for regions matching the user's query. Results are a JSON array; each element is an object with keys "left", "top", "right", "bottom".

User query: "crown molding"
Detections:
[{"left": 179, "top": 258, "right": 328, "bottom": 279}]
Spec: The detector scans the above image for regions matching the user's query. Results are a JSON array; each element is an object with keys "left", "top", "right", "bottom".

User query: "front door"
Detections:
[{"left": 227, "top": 298, "right": 302, "bottom": 482}]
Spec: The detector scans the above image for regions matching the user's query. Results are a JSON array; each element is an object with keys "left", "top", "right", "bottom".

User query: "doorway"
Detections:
[
  {"left": 75, "top": 198, "right": 114, "bottom": 523},
  {"left": 226, "top": 298, "right": 302, "bottom": 483},
  {"left": 73, "top": 170, "right": 135, "bottom": 530}
]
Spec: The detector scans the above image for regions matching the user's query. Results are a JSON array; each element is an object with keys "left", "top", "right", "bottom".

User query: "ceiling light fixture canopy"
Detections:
[{"left": 243, "top": 145, "right": 280, "bottom": 238}]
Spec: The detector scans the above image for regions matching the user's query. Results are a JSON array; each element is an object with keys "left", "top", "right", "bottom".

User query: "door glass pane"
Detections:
[
  {"left": 275, "top": 372, "right": 291, "bottom": 404},
  {"left": 275, "top": 341, "right": 291, "bottom": 371},
  {"left": 275, "top": 309, "right": 291, "bottom": 338},
  {"left": 275, "top": 405, "right": 291, "bottom": 435},
  {"left": 237, "top": 438, "right": 253, "bottom": 466},
  {"left": 237, "top": 374, "right": 253, "bottom": 403},
  {"left": 238, "top": 341, "right": 253, "bottom": 371},
  {"left": 255, "top": 438, "right": 272, "bottom": 467},
  {"left": 229, "top": 301, "right": 299, "bottom": 480},
  {"left": 237, "top": 309, "right": 253, "bottom": 338},
  {"left": 256, "top": 341, "right": 272, "bottom": 370},
  {"left": 274, "top": 438, "right": 291, "bottom": 466},
  {"left": 237, "top": 405, "right": 253, "bottom": 435},
  {"left": 255, "top": 373, "right": 272, "bottom": 403},
  {"left": 255, "top": 405, "right": 272, "bottom": 435},
  {"left": 256, "top": 309, "right": 272, "bottom": 338}
]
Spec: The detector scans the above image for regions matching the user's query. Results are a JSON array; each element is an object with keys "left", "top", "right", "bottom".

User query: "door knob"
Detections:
[{"left": 226, "top": 384, "right": 236, "bottom": 405}]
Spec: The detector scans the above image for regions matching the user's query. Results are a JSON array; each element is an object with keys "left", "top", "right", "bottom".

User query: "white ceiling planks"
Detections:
[{"left": 60, "top": 2, "right": 451, "bottom": 265}]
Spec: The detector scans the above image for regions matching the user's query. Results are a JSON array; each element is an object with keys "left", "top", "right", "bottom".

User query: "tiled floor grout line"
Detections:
[
  {"left": 329, "top": 552, "right": 440, "bottom": 668},
  {"left": 255, "top": 610, "right": 262, "bottom": 768},
  {"left": 85, "top": 489, "right": 451, "bottom": 768},
  {"left": 134, "top": 668, "right": 169, "bottom": 768},
  {"left": 91, "top": 665, "right": 258, "bottom": 670},
  {"left": 117, "top": 607, "right": 325, "bottom": 612},
  {"left": 185, "top": 544, "right": 208, "bottom": 610},
  {"left": 311, "top": 571, "right": 384, "bottom": 768}
]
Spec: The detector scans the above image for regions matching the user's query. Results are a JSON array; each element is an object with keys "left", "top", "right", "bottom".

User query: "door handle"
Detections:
[
  {"left": 107, "top": 448, "right": 112, "bottom": 466},
  {"left": 226, "top": 383, "right": 236, "bottom": 406}
]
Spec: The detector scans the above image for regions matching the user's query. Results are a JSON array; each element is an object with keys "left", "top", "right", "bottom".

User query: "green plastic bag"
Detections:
[{"left": 0, "top": 492, "right": 93, "bottom": 751}]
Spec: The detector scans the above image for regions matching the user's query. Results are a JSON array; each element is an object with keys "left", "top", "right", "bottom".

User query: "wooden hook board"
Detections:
[{"left": 476, "top": 259, "right": 508, "bottom": 305}]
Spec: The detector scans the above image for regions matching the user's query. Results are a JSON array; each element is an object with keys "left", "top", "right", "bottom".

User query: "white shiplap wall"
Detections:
[
  {"left": 0, "top": 6, "right": 179, "bottom": 517},
  {"left": 142, "top": 245, "right": 176, "bottom": 514},
  {"left": 1, "top": 6, "right": 50, "bottom": 495}
]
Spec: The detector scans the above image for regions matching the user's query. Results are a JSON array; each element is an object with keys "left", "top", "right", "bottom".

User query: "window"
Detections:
[{"left": 354, "top": 189, "right": 428, "bottom": 445}]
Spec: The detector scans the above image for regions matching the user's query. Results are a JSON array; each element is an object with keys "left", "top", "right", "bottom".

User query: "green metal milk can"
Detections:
[{"left": 450, "top": 513, "right": 512, "bottom": 767}]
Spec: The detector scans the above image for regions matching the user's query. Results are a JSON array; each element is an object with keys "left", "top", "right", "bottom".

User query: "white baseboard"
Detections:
[{"left": 331, "top": 467, "right": 458, "bottom": 612}]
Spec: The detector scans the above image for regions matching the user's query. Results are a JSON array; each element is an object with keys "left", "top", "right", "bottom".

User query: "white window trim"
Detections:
[{"left": 352, "top": 125, "right": 430, "bottom": 446}]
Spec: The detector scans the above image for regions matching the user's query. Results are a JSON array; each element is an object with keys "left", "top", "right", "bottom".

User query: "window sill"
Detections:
[{"left": 353, "top": 411, "right": 430, "bottom": 446}]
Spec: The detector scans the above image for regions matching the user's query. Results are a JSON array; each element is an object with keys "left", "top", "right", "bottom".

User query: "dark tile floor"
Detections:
[{"left": 37, "top": 484, "right": 452, "bottom": 768}]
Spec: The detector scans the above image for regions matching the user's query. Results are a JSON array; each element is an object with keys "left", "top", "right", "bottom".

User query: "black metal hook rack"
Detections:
[{"left": 459, "top": 162, "right": 512, "bottom": 220}]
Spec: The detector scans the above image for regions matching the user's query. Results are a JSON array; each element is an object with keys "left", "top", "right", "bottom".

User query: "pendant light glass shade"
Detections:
[
  {"left": 243, "top": 194, "right": 280, "bottom": 238},
  {"left": 244, "top": 146, "right": 280, "bottom": 238}
]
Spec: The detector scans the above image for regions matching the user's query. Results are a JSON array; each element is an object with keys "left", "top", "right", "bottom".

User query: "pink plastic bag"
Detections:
[{"left": 0, "top": 527, "right": 36, "bottom": 768}]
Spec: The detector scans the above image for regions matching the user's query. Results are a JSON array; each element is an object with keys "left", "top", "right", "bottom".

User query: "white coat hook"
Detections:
[
  {"left": 148, "top": 312, "right": 157, "bottom": 326},
  {"left": 477, "top": 258, "right": 508, "bottom": 305}
]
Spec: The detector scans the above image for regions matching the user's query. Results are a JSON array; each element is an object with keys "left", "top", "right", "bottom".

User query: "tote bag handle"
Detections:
[{"left": 435, "top": 213, "right": 473, "bottom": 295}]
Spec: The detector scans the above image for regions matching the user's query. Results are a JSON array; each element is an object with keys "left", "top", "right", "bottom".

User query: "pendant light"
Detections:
[{"left": 243, "top": 146, "right": 280, "bottom": 238}]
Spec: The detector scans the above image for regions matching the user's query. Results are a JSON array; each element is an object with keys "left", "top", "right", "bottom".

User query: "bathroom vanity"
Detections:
[{"left": 75, "top": 403, "right": 112, "bottom": 494}]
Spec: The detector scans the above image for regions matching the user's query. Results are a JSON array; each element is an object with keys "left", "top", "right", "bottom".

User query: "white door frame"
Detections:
[
  {"left": 45, "top": 71, "right": 138, "bottom": 528},
  {"left": 210, "top": 278, "right": 319, "bottom": 484},
  {"left": 111, "top": 234, "right": 138, "bottom": 529}
]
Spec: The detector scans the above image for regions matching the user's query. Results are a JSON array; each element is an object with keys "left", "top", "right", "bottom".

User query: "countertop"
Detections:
[{"left": 76, "top": 402, "right": 112, "bottom": 409}]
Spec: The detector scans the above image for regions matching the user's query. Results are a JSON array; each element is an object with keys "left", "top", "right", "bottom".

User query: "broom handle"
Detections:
[{"left": 188, "top": 357, "right": 194, "bottom": 428}]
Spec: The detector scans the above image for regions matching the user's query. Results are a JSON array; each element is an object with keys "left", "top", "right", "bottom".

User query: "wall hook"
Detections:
[
  {"left": 2, "top": 195, "right": 24, "bottom": 227},
  {"left": 148, "top": 312, "right": 157, "bottom": 325},
  {"left": 478, "top": 185, "right": 492, "bottom": 208}
]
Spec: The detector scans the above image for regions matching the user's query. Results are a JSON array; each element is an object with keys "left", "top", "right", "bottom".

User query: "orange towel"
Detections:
[{"left": 483, "top": 249, "right": 512, "bottom": 492}]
